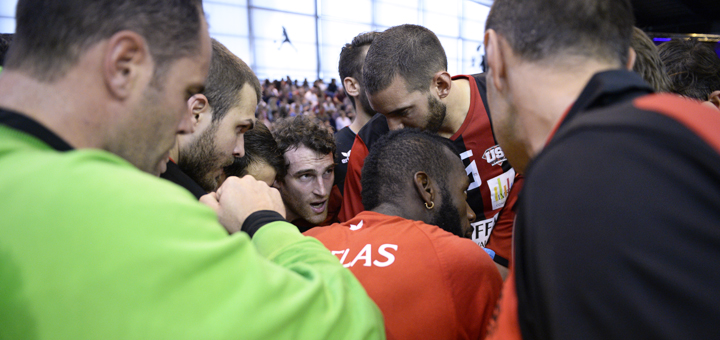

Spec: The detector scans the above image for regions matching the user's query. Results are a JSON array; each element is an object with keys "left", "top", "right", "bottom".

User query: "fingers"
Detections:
[{"left": 199, "top": 192, "right": 220, "bottom": 213}]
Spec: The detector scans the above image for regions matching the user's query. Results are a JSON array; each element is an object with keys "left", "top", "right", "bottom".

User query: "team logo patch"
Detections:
[
  {"left": 482, "top": 145, "right": 507, "bottom": 166},
  {"left": 487, "top": 169, "right": 515, "bottom": 210},
  {"left": 341, "top": 150, "right": 351, "bottom": 164}
]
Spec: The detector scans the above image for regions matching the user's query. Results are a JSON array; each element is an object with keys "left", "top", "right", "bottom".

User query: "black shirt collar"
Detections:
[
  {"left": 0, "top": 108, "right": 74, "bottom": 151},
  {"left": 561, "top": 69, "right": 654, "bottom": 131}
]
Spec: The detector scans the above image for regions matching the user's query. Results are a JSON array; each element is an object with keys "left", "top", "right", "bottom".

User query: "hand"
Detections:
[{"left": 202, "top": 176, "right": 286, "bottom": 234}]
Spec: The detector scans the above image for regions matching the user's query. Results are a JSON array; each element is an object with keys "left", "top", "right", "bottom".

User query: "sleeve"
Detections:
[
  {"left": 486, "top": 175, "right": 523, "bottom": 268},
  {"left": 338, "top": 134, "right": 368, "bottom": 222},
  {"left": 2, "top": 153, "right": 386, "bottom": 340},
  {"left": 442, "top": 238, "right": 503, "bottom": 340}
]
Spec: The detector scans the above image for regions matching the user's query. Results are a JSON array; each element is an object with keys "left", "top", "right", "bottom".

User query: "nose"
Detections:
[
  {"left": 177, "top": 110, "right": 194, "bottom": 135},
  {"left": 233, "top": 136, "right": 245, "bottom": 158},
  {"left": 386, "top": 117, "right": 404, "bottom": 130},
  {"left": 313, "top": 178, "right": 328, "bottom": 197},
  {"left": 466, "top": 202, "right": 476, "bottom": 223}
]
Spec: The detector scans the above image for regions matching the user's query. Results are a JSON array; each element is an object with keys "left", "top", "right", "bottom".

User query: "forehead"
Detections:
[
  {"left": 247, "top": 161, "right": 276, "bottom": 185},
  {"left": 221, "top": 84, "right": 258, "bottom": 122},
  {"left": 284, "top": 145, "right": 334, "bottom": 173},
  {"left": 368, "top": 76, "right": 425, "bottom": 113}
]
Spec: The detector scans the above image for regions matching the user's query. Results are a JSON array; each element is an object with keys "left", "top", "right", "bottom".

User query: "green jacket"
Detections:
[{"left": 0, "top": 123, "right": 385, "bottom": 339}]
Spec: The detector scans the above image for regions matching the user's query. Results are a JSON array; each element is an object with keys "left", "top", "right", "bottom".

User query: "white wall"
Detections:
[{"left": 0, "top": 0, "right": 492, "bottom": 81}]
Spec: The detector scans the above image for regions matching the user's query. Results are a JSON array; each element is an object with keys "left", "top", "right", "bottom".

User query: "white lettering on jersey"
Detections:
[
  {"left": 487, "top": 168, "right": 515, "bottom": 210},
  {"left": 471, "top": 213, "right": 499, "bottom": 247},
  {"left": 332, "top": 249, "right": 350, "bottom": 264},
  {"left": 345, "top": 244, "right": 372, "bottom": 267},
  {"left": 460, "top": 150, "right": 482, "bottom": 191},
  {"left": 374, "top": 244, "right": 398, "bottom": 267},
  {"left": 333, "top": 244, "right": 399, "bottom": 268}
]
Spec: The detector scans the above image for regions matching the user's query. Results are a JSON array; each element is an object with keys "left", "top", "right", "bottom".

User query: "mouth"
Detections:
[{"left": 309, "top": 200, "right": 327, "bottom": 214}]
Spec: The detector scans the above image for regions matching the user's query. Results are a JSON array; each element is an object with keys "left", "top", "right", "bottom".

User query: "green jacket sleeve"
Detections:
[{"left": 0, "top": 139, "right": 385, "bottom": 340}]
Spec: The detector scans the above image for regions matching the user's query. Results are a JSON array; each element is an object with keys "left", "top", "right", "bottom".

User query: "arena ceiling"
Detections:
[{"left": 631, "top": 0, "right": 720, "bottom": 33}]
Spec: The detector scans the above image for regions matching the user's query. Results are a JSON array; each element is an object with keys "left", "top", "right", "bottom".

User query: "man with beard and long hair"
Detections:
[
  {"left": 161, "top": 38, "right": 260, "bottom": 198},
  {"left": 339, "top": 24, "right": 520, "bottom": 277},
  {"left": 306, "top": 129, "right": 502, "bottom": 340}
]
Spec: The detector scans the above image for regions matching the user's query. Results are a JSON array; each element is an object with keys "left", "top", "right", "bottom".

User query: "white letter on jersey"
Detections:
[
  {"left": 346, "top": 244, "right": 373, "bottom": 267},
  {"left": 460, "top": 150, "right": 482, "bottom": 191},
  {"left": 373, "top": 244, "right": 398, "bottom": 267}
]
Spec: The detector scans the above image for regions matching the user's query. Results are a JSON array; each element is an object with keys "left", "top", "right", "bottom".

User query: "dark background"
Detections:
[{"left": 632, "top": 0, "right": 720, "bottom": 34}]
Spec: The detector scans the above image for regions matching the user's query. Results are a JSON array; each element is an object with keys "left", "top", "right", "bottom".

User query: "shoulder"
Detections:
[{"left": 22, "top": 148, "right": 224, "bottom": 237}]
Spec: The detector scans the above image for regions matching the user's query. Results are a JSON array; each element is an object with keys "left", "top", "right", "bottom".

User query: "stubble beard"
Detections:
[
  {"left": 423, "top": 94, "right": 447, "bottom": 134},
  {"left": 430, "top": 185, "right": 464, "bottom": 237},
  {"left": 179, "top": 122, "right": 225, "bottom": 192}
]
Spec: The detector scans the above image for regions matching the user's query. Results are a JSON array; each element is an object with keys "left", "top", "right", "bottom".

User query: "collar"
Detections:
[
  {"left": 0, "top": 108, "right": 74, "bottom": 151},
  {"left": 551, "top": 70, "right": 653, "bottom": 140}
]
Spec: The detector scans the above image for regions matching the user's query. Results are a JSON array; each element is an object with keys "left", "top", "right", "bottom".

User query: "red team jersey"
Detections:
[
  {"left": 305, "top": 211, "right": 502, "bottom": 340},
  {"left": 339, "top": 74, "right": 521, "bottom": 266}
]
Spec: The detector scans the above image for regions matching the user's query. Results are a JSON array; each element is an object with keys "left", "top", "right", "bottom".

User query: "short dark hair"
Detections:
[
  {"left": 5, "top": 0, "right": 203, "bottom": 82},
  {"left": 272, "top": 116, "right": 336, "bottom": 177},
  {"left": 0, "top": 34, "right": 13, "bottom": 67},
  {"left": 338, "top": 31, "right": 378, "bottom": 109},
  {"left": 206, "top": 39, "right": 262, "bottom": 123},
  {"left": 363, "top": 25, "right": 447, "bottom": 95},
  {"left": 658, "top": 39, "right": 720, "bottom": 101},
  {"left": 361, "top": 129, "right": 458, "bottom": 211},
  {"left": 486, "top": 0, "right": 634, "bottom": 65},
  {"left": 224, "top": 122, "right": 285, "bottom": 179},
  {"left": 630, "top": 27, "right": 671, "bottom": 92}
]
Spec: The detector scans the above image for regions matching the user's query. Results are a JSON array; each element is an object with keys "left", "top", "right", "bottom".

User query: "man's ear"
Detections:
[
  {"left": 626, "top": 47, "right": 637, "bottom": 71},
  {"left": 343, "top": 77, "right": 361, "bottom": 97},
  {"left": 187, "top": 94, "right": 211, "bottom": 131},
  {"left": 104, "top": 30, "right": 150, "bottom": 100},
  {"left": 484, "top": 29, "right": 507, "bottom": 93},
  {"left": 413, "top": 171, "right": 435, "bottom": 207},
  {"left": 707, "top": 90, "right": 720, "bottom": 109},
  {"left": 433, "top": 71, "right": 453, "bottom": 99}
]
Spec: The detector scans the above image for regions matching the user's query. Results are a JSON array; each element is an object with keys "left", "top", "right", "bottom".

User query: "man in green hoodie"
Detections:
[{"left": 0, "top": 0, "right": 384, "bottom": 339}]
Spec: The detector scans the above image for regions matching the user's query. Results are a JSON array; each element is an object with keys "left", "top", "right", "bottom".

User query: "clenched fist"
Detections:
[{"left": 201, "top": 175, "right": 286, "bottom": 233}]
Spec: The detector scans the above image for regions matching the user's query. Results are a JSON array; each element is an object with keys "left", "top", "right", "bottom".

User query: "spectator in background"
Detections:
[
  {"left": 223, "top": 122, "right": 284, "bottom": 186},
  {"left": 326, "top": 78, "right": 339, "bottom": 97},
  {"left": 0, "top": 33, "right": 13, "bottom": 70},
  {"left": 335, "top": 110, "right": 351, "bottom": 131},
  {"left": 306, "top": 129, "right": 501, "bottom": 340},
  {"left": 161, "top": 38, "right": 259, "bottom": 197},
  {"left": 273, "top": 116, "right": 338, "bottom": 232},
  {"left": 659, "top": 38, "right": 720, "bottom": 110},
  {"left": 630, "top": 27, "right": 671, "bottom": 92}
]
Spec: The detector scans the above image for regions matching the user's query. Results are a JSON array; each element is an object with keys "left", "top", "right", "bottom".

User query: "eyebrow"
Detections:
[
  {"left": 292, "top": 169, "right": 318, "bottom": 177},
  {"left": 240, "top": 119, "right": 255, "bottom": 130},
  {"left": 387, "top": 107, "right": 409, "bottom": 116}
]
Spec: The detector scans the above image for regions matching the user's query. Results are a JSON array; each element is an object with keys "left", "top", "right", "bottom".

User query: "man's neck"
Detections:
[
  {"left": 0, "top": 70, "right": 107, "bottom": 149},
  {"left": 371, "top": 199, "right": 427, "bottom": 224},
  {"left": 512, "top": 59, "right": 622, "bottom": 158},
  {"left": 438, "top": 78, "right": 471, "bottom": 139},
  {"left": 348, "top": 106, "right": 373, "bottom": 134}
]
